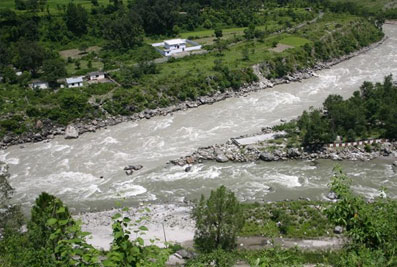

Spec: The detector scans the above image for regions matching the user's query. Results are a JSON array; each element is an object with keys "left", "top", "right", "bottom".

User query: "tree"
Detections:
[
  {"left": 192, "top": 186, "right": 245, "bottom": 252},
  {"left": 104, "top": 10, "right": 144, "bottom": 50},
  {"left": 214, "top": 27, "right": 223, "bottom": 38},
  {"left": 12, "top": 41, "right": 47, "bottom": 76},
  {"left": 244, "top": 23, "right": 256, "bottom": 40},
  {"left": 42, "top": 58, "right": 67, "bottom": 87},
  {"left": 65, "top": 3, "right": 88, "bottom": 36},
  {"left": 28, "top": 192, "right": 74, "bottom": 250},
  {"left": 133, "top": 0, "right": 179, "bottom": 36}
]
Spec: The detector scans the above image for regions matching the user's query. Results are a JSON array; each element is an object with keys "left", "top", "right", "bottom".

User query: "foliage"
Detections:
[
  {"left": 104, "top": 9, "right": 144, "bottom": 50},
  {"left": 293, "top": 75, "right": 397, "bottom": 145},
  {"left": 326, "top": 166, "right": 397, "bottom": 265},
  {"left": 0, "top": 193, "right": 170, "bottom": 266},
  {"left": 192, "top": 186, "right": 245, "bottom": 252},
  {"left": 65, "top": 3, "right": 88, "bottom": 36}
]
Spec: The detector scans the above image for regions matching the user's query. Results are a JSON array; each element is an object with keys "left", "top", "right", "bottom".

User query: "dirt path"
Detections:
[{"left": 237, "top": 236, "right": 346, "bottom": 251}]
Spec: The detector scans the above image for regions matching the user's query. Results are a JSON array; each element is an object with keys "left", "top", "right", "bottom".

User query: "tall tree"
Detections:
[
  {"left": 65, "top": 3, "right": 88, "bottom": 36},
  {"left": 104, "top": 9, "right": 144, "bottom": 50},
  {"left": 134, "top": 0, "right": 179, "bottom": 35},
  {"left": 192, "top": 186, "right": 245, "bottom": 252},
  {"left": 12, "top": 41, "right": 47, "bottom": 76}
]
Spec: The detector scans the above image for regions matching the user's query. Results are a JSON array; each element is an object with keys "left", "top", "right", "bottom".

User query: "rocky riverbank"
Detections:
[
  {"left": 0, "top": 36, "right": 388, "bottom": 150},
  {"left": 169, "top": 128, "right": 397, "bottom": 166},
  {"left": 74, "top": 203, "right": 195, "bottom": 251}
]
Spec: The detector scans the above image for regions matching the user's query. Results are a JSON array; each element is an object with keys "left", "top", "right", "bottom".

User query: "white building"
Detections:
[
  {"left": 29, "top": 80, "right": 49, "bottom": 90},
  {"left": 152, "top": 39, "right": 202, "bottom": 56},
  {"left": 88, "top": 71, "right": 105, "bottom": 81},
  {"left": 66, "top": 76, "right": 84, "bottom": 88}
]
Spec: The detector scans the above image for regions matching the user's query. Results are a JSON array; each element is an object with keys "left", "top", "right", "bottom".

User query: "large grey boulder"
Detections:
[
  {"left": 260, "top": 152, "right": 275, "bottom": 161},
  {"left": 215, "top": 154, "right": 229, "bottom": 163},
  {"left": 287, "top": 148, "right": 301, "bottom": 158},
  {"left": 65, "top": 125, "right": 79, "bottom": 139}
]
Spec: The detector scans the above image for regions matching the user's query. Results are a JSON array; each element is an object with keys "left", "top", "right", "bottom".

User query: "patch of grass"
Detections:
[
  {"left": 279, "top": 36, "right": 311, "bottom": 47},
  {"left": 240, "top": 201, "right": 334, "bottom": 238}
]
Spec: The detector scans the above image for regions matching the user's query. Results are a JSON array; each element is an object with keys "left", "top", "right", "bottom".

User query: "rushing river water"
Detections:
[{"left": 1, "top": 25, "right": 397, "bottom": 213}]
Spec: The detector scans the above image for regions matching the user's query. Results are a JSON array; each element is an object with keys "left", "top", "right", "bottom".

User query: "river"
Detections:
[{"left": 1, "top": 25, "right": 397, "bottom": 213}]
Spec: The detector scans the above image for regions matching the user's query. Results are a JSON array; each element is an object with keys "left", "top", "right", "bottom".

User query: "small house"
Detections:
[
  {"left": 152, "top": 39, "right": 202, "bottom": 56},
  {"left": 66, "top": 76, "right": 84, "bottom": 88},
  {"left": 88, "top": 71, "right": 105, "bottom": 81},
  {"left": 29, "top": 80, "right": 49, "bottom": 90}
]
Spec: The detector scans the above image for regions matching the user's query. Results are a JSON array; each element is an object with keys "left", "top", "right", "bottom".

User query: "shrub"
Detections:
[{"left": 192, "top": 186, "right": 245, "bottom": 252}]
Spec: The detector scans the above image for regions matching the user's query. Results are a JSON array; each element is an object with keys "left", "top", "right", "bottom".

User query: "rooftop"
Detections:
[
  {"left": 66, "top": 76, "right": 83, "bottom": 84},
  {"left": 164, "top": 39, "right": 186, "bottom": 45},
  {"left": 89, "top": 71, "right": 105, "bottom": 76}
]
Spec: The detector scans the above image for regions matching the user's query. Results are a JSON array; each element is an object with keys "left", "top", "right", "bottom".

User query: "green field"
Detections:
[{"left": 279, "top": 36, "right": 311, "bottom": 47}]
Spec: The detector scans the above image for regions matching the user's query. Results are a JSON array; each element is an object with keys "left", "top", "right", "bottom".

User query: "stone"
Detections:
[
  {"left": 215, "top": 154, "right": 229, "bottom": 163},
  {"left": 287, "top": 148, "right": 301, "bottom": 157},
  {"left": 260, "top": 152, "right": 275, "bottom": 161},
  {"left": 330, "top": 153, "right": 342, "bottom": 161},
  {"left": 185, "top": 166, "right": 192, "bottom": 172},
  {"left": 125, "top": 170, "right": 133, "bottom": 176},
  {"left": 35, "top": 120, "right": 43, "bottom": 129},
  {"left": 334, "top": 226, "right": 343, "bottom": 234},
  {"left": 175, "top": 249, "right": 195, "bottom": 260},
  {"left": 166, "top": 254, "right": 186, "bottom": 265},
  {"left": 64, "top": 125, "right": 79, "bottom": 139},
  {"left": 2, "top": 136, "right": 13, "bottom": 144},
  {"left": 186, "top": 156, "right": 195, "bottom": 164},
  {"left": 327, "top": 191, "right": 338, "bottom": 200},
  {"left": 124, "top": 165, "right": 143, "bottom": 171}
]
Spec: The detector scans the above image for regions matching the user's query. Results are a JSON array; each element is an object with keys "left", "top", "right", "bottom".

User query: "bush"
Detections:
[{"left": 192, "top": 186, "right": 245, "bottom": 252}]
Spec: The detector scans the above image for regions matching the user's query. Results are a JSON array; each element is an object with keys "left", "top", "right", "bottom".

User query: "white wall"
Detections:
[
  {"left": 68, "top": 82, "right": 83, "bottom": 88},
  {"left": 90, "top": 74, "right": 105, "bottom": 80}
]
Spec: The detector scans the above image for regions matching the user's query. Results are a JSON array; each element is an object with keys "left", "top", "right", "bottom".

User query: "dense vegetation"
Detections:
[{"left": 275, "top": 75, "right": 397, "bottom": 146}]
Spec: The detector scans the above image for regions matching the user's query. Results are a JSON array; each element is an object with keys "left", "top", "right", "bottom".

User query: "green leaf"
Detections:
[
  {"left": 58, "top": 219, "right": 69, "bottom": 225},
  {"left": 112, "top": 213, "right": 122, "bottom": 220},
  {"left": 137, "top": 237, "right": 144, "bottom": 246},
  {"left": 56, "top": 206, "right": 66, "bottom": 214},
  {"left": 47, "top": 218, "right": 58, "bottom": 226},
  {"left": 139, "top": 225, "right": 148, "bottom": 231}
]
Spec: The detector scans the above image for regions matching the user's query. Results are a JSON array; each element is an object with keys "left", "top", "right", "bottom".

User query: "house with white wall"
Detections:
[
  {"left": 88, "top": 71, "right": 105, "bottom": 81},
  {"left": 66, "top": 76, "right": 84, "bottom": 88},
  {"left": 29, "top": 80, "right": 49, "bottom": 90},
  {"left": 152, "top": 39, "right": 202, "bottom": 56}
]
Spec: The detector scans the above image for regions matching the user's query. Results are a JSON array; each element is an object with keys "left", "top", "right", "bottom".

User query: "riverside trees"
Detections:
[{"left": 278, "top": 75, "right": 397, "bottom": 145}]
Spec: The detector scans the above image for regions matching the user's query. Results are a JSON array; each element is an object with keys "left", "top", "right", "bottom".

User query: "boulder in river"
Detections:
[
  {"left": 185, "top": 166, "right": 192, "bottom": 172},
  {"left": 327, "top": 191, "right": 338, "bottom": 200},
  {"left": 65, "top": 125, "right": 79, "bottom": 139},
  {"left": 124, "top": 165, "right": 143, "bottom": 171},
  {"left": 215, "top": 154, "right": 229, "bottom": 163},
  {"left": 260, "top": 152, "right": 275, "bottom": 162}
]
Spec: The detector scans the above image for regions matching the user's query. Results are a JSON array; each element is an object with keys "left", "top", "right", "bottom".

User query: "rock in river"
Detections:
[
  {"left": 215, "top": 154, "right": 229, "bottom": 163},
  {"left": 64, "top": 125, "right": 79, "bottom": 139},
  {"left": 124, "top": 165, "right": 143, "bottom": 171},
  {"left": 260, "top": 152, "right": 275, "bottom": 162}
]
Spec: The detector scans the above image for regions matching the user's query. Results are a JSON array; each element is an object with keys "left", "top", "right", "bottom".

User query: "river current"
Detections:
[{"left": 1, "top": 25, "right": 397, "bottom": 213}]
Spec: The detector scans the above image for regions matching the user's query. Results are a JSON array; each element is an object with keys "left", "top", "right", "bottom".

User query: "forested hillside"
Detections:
[{"left": 0, "top": 0, "right": 386, "bottom": 143}]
